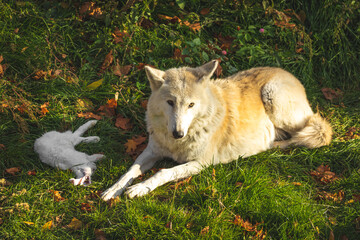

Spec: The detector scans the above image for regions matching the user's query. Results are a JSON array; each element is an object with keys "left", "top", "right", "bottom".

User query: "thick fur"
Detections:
[
  {"left": 34, "top": 120, "right": 104, "bottom": 185},
  {"left": 102, "top": 60, "right": 332, "bottom": 200}
]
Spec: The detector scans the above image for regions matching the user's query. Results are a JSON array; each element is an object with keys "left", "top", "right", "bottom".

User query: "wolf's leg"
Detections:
[
  {"left": 73, "top": 120, "right": 98, "bottom": 137},
  {"left": 88, "top": 154, "right": 105, "bottom": 162},
  {"left": 101, "top": 146, "right": 161, "bottom": 201},
  {"left": 79, "top": 136, "right": 100, "bottom": 143},
  {"left": 125, "top": 160, "right": 205, "bottom": 198},
  {"left": 261, "top": 78, "right": 313, "bottom": 134}
]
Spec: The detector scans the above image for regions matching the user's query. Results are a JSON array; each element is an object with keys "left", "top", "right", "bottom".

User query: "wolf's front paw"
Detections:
[
  {"left": 101, "top": 186, "right": 126, "bottom": 201},
  {"left": 125, "top": 183, "right": 152, "bottom": 198}
]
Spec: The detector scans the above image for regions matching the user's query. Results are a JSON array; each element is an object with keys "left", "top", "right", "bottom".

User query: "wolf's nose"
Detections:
[{"left": 172, "top": 130, "right": 184, "bottom": 139}]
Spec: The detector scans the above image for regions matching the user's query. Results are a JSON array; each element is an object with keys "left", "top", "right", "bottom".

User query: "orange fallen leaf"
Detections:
[
  {"left": 48, "top": 190, "right": 65, "bottom": 202},
  {"left": 200, "top": 226, "right": 209, "bottom": 235},
  {"left": 5, "top": 167, "right": 21, "bottom": 176},
  {"left": 41, "top": 102, "right": 49, "bottom": 115},
  {"left": 67, "top": 217, "right": 82, "bottom": 230},
  {"left": 27, "top": 170, "right": 36, "bottom": 176},
  {"left": 78, "top": 112, "right": 102, "bottom": 120},
  {"left": 115, "top": 115, "right": 133, "bottom": 130},
  {"left": 23, "top": 221, "right": 34, "bottom": 225},
  {"left": 81, "top": 202, "right": 95, "bottom": 212},
  {"left": 42, "top": 220, "right": 53, "bottom": 230},
  {"left": 124, "top": 135, "right": 147, "bottom": 156},
  {"left": 0, "top": 144, "right": 5, "bottom": 150}
]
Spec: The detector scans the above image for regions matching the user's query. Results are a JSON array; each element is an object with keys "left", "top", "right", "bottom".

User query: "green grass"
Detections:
[{"left": 1, "top": 0, "right": 360, "bottom": 239}]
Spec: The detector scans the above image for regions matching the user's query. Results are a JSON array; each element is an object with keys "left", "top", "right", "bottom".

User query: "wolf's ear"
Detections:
[
  {"left": 145, "top": 66, "right": 165, "bottom": 91},
  {"left": 196, "top": 60, "right": 219, "bottom": 82}
]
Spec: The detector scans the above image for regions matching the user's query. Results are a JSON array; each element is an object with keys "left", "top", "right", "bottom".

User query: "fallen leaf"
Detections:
[
  {"left": 108, "top": 196, "right": 121, "bottom": 207},
  {"left": 5, "top": 167, "right": 21, "bottom": 176},
  {"left": 67, "top": 217, "right": 82, "bottom": 230},
  {"left": 15, "top": 202, "right": 30, "bottom": 211},
  {"left": 0, "top": 178, "right": 12, "bottom": 186},
  {"left": 23, "top": 221, "right": 34, "bottom": 225},
  {"left": 321, "top": 88, "right": 343, "bottom": 101},
  {"left": 317, "top": 190, "right": 344, "bottom": 202},
  {"left": 165, "top": 221, "right": 173, "bottom": 229},
  {"left": 95, "top": 229, "right": 107, "bottom": 240},
  {"left": 310, "top": 164, "right": 339, "bottom": 184},
  {"left": 292, "top": 182, "right": 302, "bottom": 186},
  {"left": 124, "top": 139, "right": 137, "bottom": 153},
  {"left": 212, "top": 168, "right": 216, "bottom": 180},
  {"left": 124, "top": 135, "right": 147, "bottom": 157},
  {"left": 78, "top": 112, "right": 102, "bottom": 120},
  {"left": 112, "top": 28, "right": 129, "bottom": 44},
  {"left": 115, "top": 115, "right": 133, "bottom": 130},
  {"left": 0, "top": 144, "right": 5, "bottom": 150},
  {"left": 173, "top": 48, "right": 188, "bottom": 61},
  {"left": 49, "top": 190, "right": 65, "bottom": 202},
  {"left": 42, "top": 220, "right": 53, "bottom": 230},
  {"left": 100, "top": 50, "right": 113, "bottom": 72},
  {"left": 33, "top": 70, "right": 47, "bottom": 80},
  {"left": 200, "top": 8, "right": 210, "bottom": 15},
  {"left": 86, "top": 79, "right": 104, "bottom": 91},
  {"left": 200, "top": 226, "right": 209, "bottom": 235},
  {"left": 140, "top": 99, "right": 148, "bottom": 109},
  {"left": 81, "top": 202, "right": 95, "bottom": 212},
  {"left": 40, "top": 102, "right": 49, "bottom": 115},
  {"left": 235, "top": 182, "right": 243, "bottom": 187},
  {"left": 97, "top": 98, "right": 117, "bottom": 118},
  {"left": 112, "top": 63, "right": 132, "bottom": 77}
]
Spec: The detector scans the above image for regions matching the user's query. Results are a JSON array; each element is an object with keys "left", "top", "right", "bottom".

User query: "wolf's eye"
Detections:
[
  {"left": 167, "top": 100, "right": 174, "bottom": 107},
  {"left": 188, "top": 102, "right": 195, "bottom": 108}
]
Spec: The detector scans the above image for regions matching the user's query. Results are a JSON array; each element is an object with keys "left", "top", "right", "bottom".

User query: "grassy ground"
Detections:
[{"left": 1, "top": 0, "right": 360, "bottom": 239}]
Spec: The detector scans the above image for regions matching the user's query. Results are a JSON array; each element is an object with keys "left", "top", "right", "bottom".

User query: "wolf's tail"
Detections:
[{"left": 274, "top": 113, "right": 332, "bottom": 149}]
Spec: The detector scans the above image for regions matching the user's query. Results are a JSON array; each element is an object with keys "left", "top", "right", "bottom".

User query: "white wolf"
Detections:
[
  {"left": 34, "top": 120, "right": 104, "bottom": 185},
  {"left": 102, "top": 60, "right": 332, "bottom": 200}
]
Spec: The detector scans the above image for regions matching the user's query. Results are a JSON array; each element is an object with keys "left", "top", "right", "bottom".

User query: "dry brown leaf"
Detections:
[
  {"left": 95, "top": 229, "right": 107, "bottom": 240},
  {"left": 115, "top": 115, "right": 133, "bottom": 130},
  {"left": 112, "top": 28, "right": 129, "bottom": 44},
  {"left": 321, "top": 88, "right": 343, "bottom": 101},
  {"left": 5, "top": 167, "right": 21, "bottom": 176},
  {"left": 113, "top": 63, "right": 132, "bottom": 77},
  {"left": 317, "top": 190, "right": 344, "bottom": 202},
  {"left": 200, "top": 8, "right": 210, "bottom": 15},
  {"left": 310, "top": 164, "right": 339, "bottom": 184},
  {"left": 100, "top": 50, "right": 114, "bottom": 72},
  {"left": 67, "top": 217, "right": 82, "bottom": 230},
  {"left": 81, "top": 202, "right": 95, "bottom": 212},
  {"left": 124, "top": 139, "right": 137, "bottom": 153},
  {"left": 78, "top": 112, "right": 102, "bottom": 120},
  {"left": 0, "top": 144, "right": 5, "bottom": 151}
]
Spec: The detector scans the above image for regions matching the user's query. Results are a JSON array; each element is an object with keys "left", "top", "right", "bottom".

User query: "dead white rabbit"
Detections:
[{"left": 34, "top": 120, "right": 104, "bottom": 186}]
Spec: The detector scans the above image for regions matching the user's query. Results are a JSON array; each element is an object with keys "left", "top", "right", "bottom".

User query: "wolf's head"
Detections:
[{"left": 145, "top": 60, "right": 218, "bottom": 139}]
